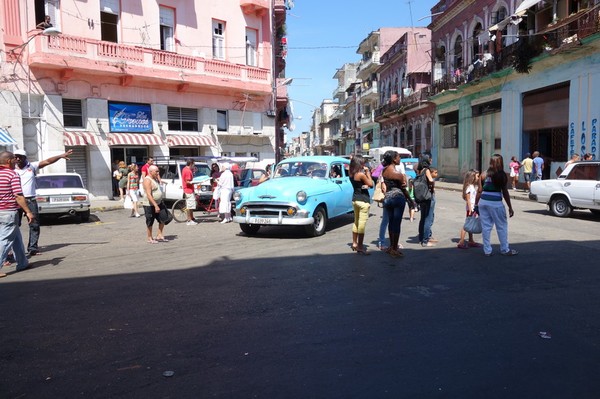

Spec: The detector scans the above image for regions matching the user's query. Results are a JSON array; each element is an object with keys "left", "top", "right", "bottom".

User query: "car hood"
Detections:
[{"left": 240, "top": 177, "right": 334, "bottom": 200}]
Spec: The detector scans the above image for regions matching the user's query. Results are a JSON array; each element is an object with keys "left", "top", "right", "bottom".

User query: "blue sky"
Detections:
[{"left": 284, "top": 0, "right": 438, "bottom": 139}]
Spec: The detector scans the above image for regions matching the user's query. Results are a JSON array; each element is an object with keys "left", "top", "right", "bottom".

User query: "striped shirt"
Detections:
[{"left": 0, "top": 166, "right": 23, "bottom": 211}]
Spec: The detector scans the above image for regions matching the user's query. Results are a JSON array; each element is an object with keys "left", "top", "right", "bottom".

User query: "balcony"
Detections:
[
  {"left": 332, "top": 85, "right": 346, "bottom": 99},
  {"left": 240, "top": 0, "right": 269, "bottom": 16},
  {"left": 359, "top": 113, "right": 374, "bottom": 125},
  {"left": 429, "top": 5, "right": 600, "bottom": 97},
  {"left": 356, "top": 51, "right": 380, "bottom": 79},
  {"left": 374, "top": 90, "right": 430, "bottom": 120},
  {"left": 27, "top": 35, "right": 271, "bottom": 93},
  {"left": 358, "top": 82, "right": 378, "bottom": 101}
]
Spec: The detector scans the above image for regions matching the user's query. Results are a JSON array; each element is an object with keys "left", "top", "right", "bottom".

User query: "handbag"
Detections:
[
  {"left": 159, "top": 206, "right": 174, "bottom": 225},
  {"left": 463, "top": 215, "right": 482, "bottom": 234},
  {"left": 123, "top": 195, "right": 133, "bottom": 210},
  {"left": 372, "top": 177, "right": 385, "bottom": 203}
]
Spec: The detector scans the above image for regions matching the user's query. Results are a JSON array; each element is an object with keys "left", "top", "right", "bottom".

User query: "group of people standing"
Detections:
[
  {"left": 348, "top": 150, "right": 520, "bottom": 259},
  {"left": 348, "top": 150, "right": 438, "bottom": 258}
]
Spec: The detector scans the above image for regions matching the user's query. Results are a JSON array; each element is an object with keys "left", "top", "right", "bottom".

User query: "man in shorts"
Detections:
[
  {"left": 532, "top": 151, "right": 544, "bottom": 181},
  {"left": 521, "top": 153, "right": 534, "bottom": 191},
  {"left": 182, "top": 159, "right": 198, "bottom": 226}
]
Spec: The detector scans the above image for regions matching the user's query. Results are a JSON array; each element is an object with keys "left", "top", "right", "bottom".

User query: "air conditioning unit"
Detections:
[{"left": 266, "top": 110, "right": 276, "bottom": 117}]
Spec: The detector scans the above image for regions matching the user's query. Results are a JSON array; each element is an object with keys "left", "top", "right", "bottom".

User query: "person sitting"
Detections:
[{"left": 330, "top": 165, "right": 341, "bottom": 178}]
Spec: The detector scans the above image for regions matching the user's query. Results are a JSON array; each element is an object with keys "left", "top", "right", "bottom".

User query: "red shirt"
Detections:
[
  {"left": 141, "top": 163, "right": 151, "bottom": 176},
  {"left": 181, "top": 166, "right": 194, "bottom": 194},
  {"left": 0, "top": 166, "right": 23, "bottom": 211}
]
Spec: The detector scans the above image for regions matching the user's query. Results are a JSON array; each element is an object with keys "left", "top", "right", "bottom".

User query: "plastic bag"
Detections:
[
  {"left": 123, "top": 195, "right": 133, "bottom": 209},
  {"left": 463, "top": 215, "right": 482, "bottom": 234}
]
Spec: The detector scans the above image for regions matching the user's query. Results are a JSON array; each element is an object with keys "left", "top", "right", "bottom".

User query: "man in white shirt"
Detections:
[{"left": 14, "top": 149, "right": 72, "bottom": 256}]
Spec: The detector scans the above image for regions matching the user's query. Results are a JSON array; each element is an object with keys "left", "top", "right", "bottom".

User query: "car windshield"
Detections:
[
  {"left": 37, "top": 175, "right": 84, "bottom": 189},
  {"left": 274, "top": 161, "right": 329, "bottom": 178},
  {"left": 176, "top": 164, "right": 211, "bottom": 178}
]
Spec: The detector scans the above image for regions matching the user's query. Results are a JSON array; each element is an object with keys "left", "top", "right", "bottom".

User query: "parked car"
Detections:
[
  {"left": 529, "top": 161, "right": 600, "bottom": 217},
  {"left": 155, "top": 158, "right": 212, "bottom": 203},
  {"left": 35, "top": 173, "right": 91, "bottom": 221},
  {"left": 232, "top": 156, "right": 353, "bottom": 236}
]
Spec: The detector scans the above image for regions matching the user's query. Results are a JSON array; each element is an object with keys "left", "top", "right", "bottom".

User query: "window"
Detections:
[
  {"left": 212, "top": 20, "right": 225, "bottom": 60},
  {"left": 568, "top": 164, "right": 600, "bottom": 180},
  {"left": 167, "top": 107, "right": 198, "bottom": 131},
  {"left": 442, "top": 124, "right": 458, "bottom": 148},
  {"left": 246, "top": 28, "right": 257, "bottom": 66},
  {"left": 62, "top": 99, "right": 83, "bottom": 128},
  {"left": 100, "top": 0, "right": 119, "bottom": 43},
  {"left": 252, "top": 112, "right": 262, "bottom": 133},
  {"left": 217, "top": 110, "right": 228, "bottom": 132},
  {"left": 159, "top": 7, "right": 175, "bottom": 52},
  {"left": 35, "top": 0, "right": 60, "bottom": 30}
]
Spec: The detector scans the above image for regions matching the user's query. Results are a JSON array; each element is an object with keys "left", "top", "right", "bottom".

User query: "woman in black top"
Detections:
[
  {"left": 349, "top": 155, "right": 373, "bottom": 255},
  {"left": 381, "top": 150, "right": 413, "bottom": 257}
]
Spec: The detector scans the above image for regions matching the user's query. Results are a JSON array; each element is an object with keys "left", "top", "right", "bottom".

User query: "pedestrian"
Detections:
[
  {"left": 417, "top": 154, "right": 437, "bottom": 247},
  {"left": 14, "top": 148, "right": 72, "bottom": 256},
  {"left": 381, "top": 150, "right": 413, "bottom": 258},
  {"left": 349, "top": 154, "right": 373, "bottom": 255},
  {"left": 377, "top": 156, "right": 407, "bottom": 250},
  {"left": 457, "top": 169, "right": 482, "bottom": 249},
  {"left": 111, "top": 160, "right": 120, "bottom": 198},
  {"left": 217, "top": 163, "right": 235, "bottom": 223},
  {"left": 141, "top": 157, "right": 155, "bottom": 179},
  {"left": 532, "top": 151, "right": 544, "bottom": 181},
  {"left": 141, "top": 165, "right": 167, "bottom": 243},
  {"left": 509, "top": 156, "right": 521, "bottom": 190},
  {"left": 117, "top": 161, "right": 129, "bottom": 200},
  {"left": 182, "top": 159, "right": 198, "bottom": 225},
  {"left": 565, "top": 153, "right": 580, "bottom": 168},
  {"left": 476, "top": 154, "right": 517, "bottom": 256},
  {"left": 520, "top": 153, "right": 534, "bottom": 191},
  {"left": 583, "top": 153, "right": 593, "bottom": 161},
  {"left": 126, "top": 163, "right": 141, "bottom": 218},
  {"left": 258, "top": 164, "right": 272, "bottom": 184},
  {"left": 0, "top": 151, "right": 35, "bottom": 277}
]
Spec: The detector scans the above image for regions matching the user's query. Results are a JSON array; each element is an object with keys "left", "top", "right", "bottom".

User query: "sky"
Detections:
[{"left": 284, "top": 0, "right": 439, "bottom": 140}]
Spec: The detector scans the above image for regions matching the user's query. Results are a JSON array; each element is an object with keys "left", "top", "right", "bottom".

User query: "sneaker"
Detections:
[
  {"left": 220, "top": 219, "right": 228, "bottom": 224},
  {"left": 135, "top": 214, "right": 141, "bottom": 218},
  {"left": 186, "top": 220, "right": 198, "bottom": 226},
  {"left": 501, "top": 249, "right": 519, "bottom": 256},
  {"left": 421, "top": 242, "right": 436, "bottom": 247}
]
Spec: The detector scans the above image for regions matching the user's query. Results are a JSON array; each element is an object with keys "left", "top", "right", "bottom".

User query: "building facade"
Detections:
[{"left": 0, "top": 0, "right": 290, "bottom": 198}]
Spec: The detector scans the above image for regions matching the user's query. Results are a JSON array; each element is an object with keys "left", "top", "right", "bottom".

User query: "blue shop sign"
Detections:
[{"left": 109, "top": 102, "right": 153, "bottom": 133}]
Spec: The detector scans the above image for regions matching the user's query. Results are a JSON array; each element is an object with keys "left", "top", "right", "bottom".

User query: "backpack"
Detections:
[{"left": 413, "top": 172, "right": 432, "bottom": 203}]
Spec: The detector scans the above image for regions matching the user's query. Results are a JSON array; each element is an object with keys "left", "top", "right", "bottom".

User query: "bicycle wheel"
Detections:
[{"left": 172, "top": 199, "right": 189, "bottom": 223}]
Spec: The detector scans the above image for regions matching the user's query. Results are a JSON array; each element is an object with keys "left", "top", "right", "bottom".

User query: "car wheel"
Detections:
[
  {"left": 239, "top": 223, "right": 260, "bottom": 235},
  {"left": 80, "top": 210, "right": 90, "bottom": 222},
  {"left": 305, "top": 205, "right": 327, "bottom": 237},
  {"left": 172, "top": 199, "right": 188, "bottom": 223},
  {"left": 550, "top": 195, "right": 572, "bottom": 217}
]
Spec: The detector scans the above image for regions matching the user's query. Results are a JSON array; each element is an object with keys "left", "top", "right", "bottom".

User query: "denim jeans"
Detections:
[
  {"left": 0, "top": 210, "right": 29, "bottom": 270},
  {"left": 418, "top": 195, "right": 436, "bottom": 243},
  {"left": 383, "top": 193, "right": 406, "bottom": 235},
  {"left": 18, "top": 198, "right": 40, "bottom": 253},
  {"left": 378, "top": 205, "right": 389, "bottom": 247}
]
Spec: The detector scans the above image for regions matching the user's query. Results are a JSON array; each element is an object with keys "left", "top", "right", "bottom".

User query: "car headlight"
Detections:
[
  {"left": 296, "top": 190, "right": 307, "bottom": 204},
  {"left": 233, "top": 191, "right": 241, "bottom": 202}
]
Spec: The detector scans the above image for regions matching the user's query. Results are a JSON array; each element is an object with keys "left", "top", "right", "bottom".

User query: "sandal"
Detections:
[
  {"left": 147, "top": 239, "right": 159, "bottom": 244},
  {"left": 457, "top": 243, "right": 469, "bottom": 249},
  {"left": 388, "top": 249, "right": 404, "bottom": 258},
  {"left": 356, "top": 249, "right": 370, "bottom": 256},
  {"left": 155, "top": 237, "right": 169, "bottom": 242},
  {"left": 468, "top": 242, "right": 482, "bottom": 248}
]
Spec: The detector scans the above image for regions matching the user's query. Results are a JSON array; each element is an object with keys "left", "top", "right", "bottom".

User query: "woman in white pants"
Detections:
[
  {"left": 476, "top": 154, "right": 518, "bottom": 256},
  {"left": 217, "top": 163, "right": 235, "bottom": 223}
]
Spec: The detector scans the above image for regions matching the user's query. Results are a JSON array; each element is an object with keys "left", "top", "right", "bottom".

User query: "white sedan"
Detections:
[
  {"left": 35, "top": 173, "right": 91, "bottom": 221},
  {"left": 529, "top": 161, "right": 600, "bottom": 217}
]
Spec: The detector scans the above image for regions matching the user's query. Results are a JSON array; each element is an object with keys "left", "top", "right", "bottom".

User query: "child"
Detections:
[
  {"left": 509, "top": 156, "right": 521, "bottom": 190},
  {"left": 457, "top": 169, "right": 482, "bottom": 249},
  {"left": 407, "top": 177, "right": 418, "bottom": 222}
]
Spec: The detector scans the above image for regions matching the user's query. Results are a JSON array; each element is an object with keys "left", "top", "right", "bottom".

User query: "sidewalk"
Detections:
[{"left": 90, "top": 182, "right": 533, "bottom": 213}]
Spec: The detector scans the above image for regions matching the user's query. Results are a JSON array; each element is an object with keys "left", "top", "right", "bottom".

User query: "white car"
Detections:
[
  {"left": 35, "top": 173, "right": 91, "bottom": 221},
  {"left": 529, "top": 161, "right": 600, "bottom": 217}
]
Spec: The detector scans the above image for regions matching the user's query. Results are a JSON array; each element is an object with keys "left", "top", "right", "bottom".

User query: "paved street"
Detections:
[{"left": 2, "top": 191, "right": 600, "bottom": 398}]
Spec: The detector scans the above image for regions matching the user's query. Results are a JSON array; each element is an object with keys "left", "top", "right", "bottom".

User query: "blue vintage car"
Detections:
[{"left": 232, "top": 156, "right": 354, "bottom": 236}]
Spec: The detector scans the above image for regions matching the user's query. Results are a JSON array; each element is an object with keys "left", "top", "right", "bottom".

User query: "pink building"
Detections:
[{"left": 0, "top": 0, "right": 290, "bottom": 198}]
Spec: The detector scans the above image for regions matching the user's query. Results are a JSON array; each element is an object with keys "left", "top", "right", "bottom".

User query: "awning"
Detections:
[
  {"left": 166, "top": 134, "right": 215, "bottom": 147},
  {"left": 108, "top": 133, "right": 164, "bottom": 146},
  {"left": 64, "top": 131, "right": 100, "bottom": 146},
  {"left": 515, "top": 0, "right": 541, "bottom": 15},
  {"left": 0, "top": 127, "right": 17, "bottom": 145}
]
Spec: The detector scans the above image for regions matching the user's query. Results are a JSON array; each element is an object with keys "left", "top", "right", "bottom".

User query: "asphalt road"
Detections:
[{"left": 1, "top": 192, "right": 600, "bottom": 398}]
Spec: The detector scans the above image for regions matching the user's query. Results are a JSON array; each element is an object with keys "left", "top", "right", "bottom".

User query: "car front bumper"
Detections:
[{"left": 233, "top": 204, "right": 313, "bottom": 226}]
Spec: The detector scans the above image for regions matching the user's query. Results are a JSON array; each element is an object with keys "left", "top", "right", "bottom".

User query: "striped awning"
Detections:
[
  {"left": 64, "top": 131, "right": 100, "bottom": 146},
  {"left": 166, "top": 134, "right": 215, "bottom": 147},
  {"left": 108, "top": 133, "right": 164, "bottom": 146},
  {"left": 0, "top": 127, "right": 17, "bottom": 145}
]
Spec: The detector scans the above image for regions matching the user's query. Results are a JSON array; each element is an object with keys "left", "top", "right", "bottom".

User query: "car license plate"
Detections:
[
  {"left": 50, "top": 196, "right": 70, "bottom": 203},
  {"left": 250, "top": 217, "right": 271, "bottom": 224}
]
